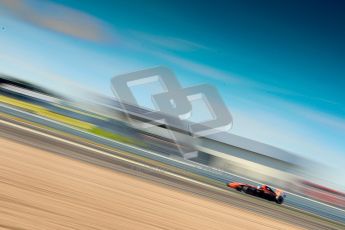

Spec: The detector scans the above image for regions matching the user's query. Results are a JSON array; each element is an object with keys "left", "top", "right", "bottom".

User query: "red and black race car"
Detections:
[{"left": 227, "top": 182, "right": 286, "bottom": 204}]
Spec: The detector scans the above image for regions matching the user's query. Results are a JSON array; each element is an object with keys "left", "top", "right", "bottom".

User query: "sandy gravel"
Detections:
[{"left": 0, "top": 137, "right": 305, "bottom": 230}]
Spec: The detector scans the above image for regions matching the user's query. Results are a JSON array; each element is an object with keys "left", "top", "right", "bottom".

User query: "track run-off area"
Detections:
[{"left": 0, "top": 117, "right": 344, "bottom": 229}]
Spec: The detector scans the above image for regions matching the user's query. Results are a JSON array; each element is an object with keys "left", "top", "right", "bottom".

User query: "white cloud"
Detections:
[
  {"left": 129, "top": 31, "right": 212, "bottom": 52},
  {"left": 259, "top": 94, "right": 345, "bottom": 133},
  {"left": 152, "top": 51, "right": 246, "bottom": 83},
  {"left": 0, "top": 0, "right": 115, "bottom": 42}
]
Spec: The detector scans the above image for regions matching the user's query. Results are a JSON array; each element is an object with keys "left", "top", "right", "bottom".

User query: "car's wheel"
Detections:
[
  {"left": 275, "top": 196, "right": 284, "bottom": 204},
  {"left": 236, "top": 186, "right": 243, "bottom": 192}
]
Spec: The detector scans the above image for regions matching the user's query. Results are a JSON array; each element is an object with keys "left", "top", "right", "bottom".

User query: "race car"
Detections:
[{"left": 227, "top": 182, "right": 286, "bottom": 204}]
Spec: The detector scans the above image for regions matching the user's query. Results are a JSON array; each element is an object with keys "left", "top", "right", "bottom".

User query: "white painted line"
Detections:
[
  {"left": 0, "top": 119, "right": 226, "bottom": 193},
  {"left": 2, "top": 117, "right": 345, "bottom": 224},
  {"left": 0, "top": 104, "right": 230, "bottom": 179},
  {"left": 193, "top": 160, "right": 345, "bottom": 213},
  {"left": 1, "top": 104, "right": 345, "bottom": 214}
]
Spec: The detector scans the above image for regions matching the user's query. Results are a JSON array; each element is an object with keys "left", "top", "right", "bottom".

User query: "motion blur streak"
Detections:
[
  {"left": 1, "top": 118, "right": 343, "bottom": 230},
  {"left": 0, "top": 137, "right": 303, "bottom": 230}
]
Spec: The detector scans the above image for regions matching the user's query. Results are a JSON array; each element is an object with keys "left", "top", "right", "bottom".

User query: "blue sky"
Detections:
[{"left": 0, "top": 0, "right": 344, "bottom": 188}]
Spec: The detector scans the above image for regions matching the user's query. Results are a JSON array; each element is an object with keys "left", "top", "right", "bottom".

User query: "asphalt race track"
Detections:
[
  {"left": 0, "top": 118, "right": 344, "bottom": 229},
  {"left": 2, "top": 104, "right": 345, "bottom": 224}
]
